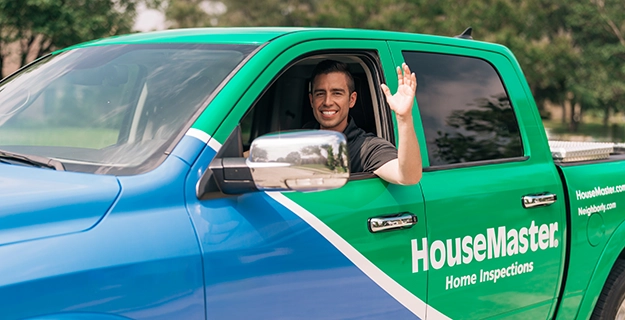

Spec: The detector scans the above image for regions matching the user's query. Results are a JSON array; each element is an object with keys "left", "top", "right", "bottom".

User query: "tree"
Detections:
[
  {"left": 0, "top": 0, "right": 157, "bottom": 77},
  {"left": 163, "top": 0, "right": 625, "bottom": 137},
  {"left": 565, "top": 0, "right": 625, "bottom": 131},
  {"left": 166, "top": 0, "right": 315, "bottom": 27},
  {"left": 165, "top": 0, "right": 214, "bottom": 28}
]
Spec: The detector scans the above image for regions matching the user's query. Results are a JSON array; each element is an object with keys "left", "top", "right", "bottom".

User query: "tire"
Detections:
[{"left": 592, "top": 259, "right": 625, "bottom": 319}]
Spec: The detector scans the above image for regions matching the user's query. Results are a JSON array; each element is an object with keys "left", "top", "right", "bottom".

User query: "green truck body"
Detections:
[{"left": 0, "top": 27, "right": 623, "bottom": 319}]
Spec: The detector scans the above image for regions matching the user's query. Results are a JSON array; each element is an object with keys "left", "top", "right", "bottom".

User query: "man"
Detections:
[{"left": 308, "top": 59, "right": 422, "bottom": 185}]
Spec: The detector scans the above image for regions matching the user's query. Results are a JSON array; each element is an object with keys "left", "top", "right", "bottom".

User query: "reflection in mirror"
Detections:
[{"left": 248, "top": 130, "right": 349, "bottom": 192}]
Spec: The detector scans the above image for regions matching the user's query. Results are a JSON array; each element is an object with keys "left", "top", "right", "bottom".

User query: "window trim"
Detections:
[
  {"left": 231, "top": 49, "right": 401, "bottom": 182},
  {"left": 237, "top": 49, "right": 394, "bottom": 146},
  {"left": 402, "top": 50, "right": 526, "bottom": 168},
  {"left": 423, "top": 156, "right": 529, "bottom": 172}
]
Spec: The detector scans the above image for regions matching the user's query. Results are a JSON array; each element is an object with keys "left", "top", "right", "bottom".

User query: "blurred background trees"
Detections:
[
  {"left": 166, "top": 0, "right": 625, "bottom": 140},
  {"left": 0, "top": 0, "right": 144, "bottom": 75},
  {"left": 1, "top": 0, "right": 624, "bottom": 141}
]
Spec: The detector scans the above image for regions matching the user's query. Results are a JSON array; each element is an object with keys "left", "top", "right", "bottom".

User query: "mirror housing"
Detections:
[
  {"left": 199, "top": 130, "right": 350, "bottom": 198},
  {"left": 248, "top": 130, "right": 349, "bottom": 191}
]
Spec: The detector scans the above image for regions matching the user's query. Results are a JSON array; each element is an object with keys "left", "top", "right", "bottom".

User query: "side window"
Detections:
[
  {"left": 403, "top": 51, "right": 523, "bottom": 167},
  {"left": 239, "top": 54, "right": 389, "bottom": 154}
]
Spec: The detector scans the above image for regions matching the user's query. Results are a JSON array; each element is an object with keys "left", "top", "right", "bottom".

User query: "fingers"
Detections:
[
  {"left": 392, "top": 63, "right": 418, "bottom": 93},
  {"left": 402, "top": 63, "right": 411, "bottom": 78},
  {"left": 399, "top": 62, "right": 417, "bottom": 91},
  {"left": 381, "top": 83, "right": 391, "bottom": 100}
]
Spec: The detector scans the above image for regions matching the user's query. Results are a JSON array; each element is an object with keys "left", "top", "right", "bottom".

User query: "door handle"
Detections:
[
  {"left": 368, "top": 213, "right": 417, "bottom": 233},
  {"left": 522, "top": 193, "right": 557, "bottom": 208}
]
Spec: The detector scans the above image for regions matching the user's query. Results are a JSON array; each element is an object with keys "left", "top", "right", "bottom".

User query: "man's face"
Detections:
[{"left": 309, "top": 72, "right": 357, "bottom": 132}]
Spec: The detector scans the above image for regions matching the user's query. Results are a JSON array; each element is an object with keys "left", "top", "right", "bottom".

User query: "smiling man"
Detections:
[{"left": 308, "top": 59, "right": 422, "bottom": 185}]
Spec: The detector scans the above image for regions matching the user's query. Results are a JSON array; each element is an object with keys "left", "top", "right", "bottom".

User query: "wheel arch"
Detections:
[{"left": 577, "top": 222, "right": 625, "bottom": 319}]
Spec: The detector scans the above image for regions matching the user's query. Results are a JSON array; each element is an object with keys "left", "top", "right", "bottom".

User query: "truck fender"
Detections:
[
  {"left": 23, "top": 313, "right": 132, "bottom": 320},
  {"left": 577, "top": 221, "right": 625, "bottom": 319}
]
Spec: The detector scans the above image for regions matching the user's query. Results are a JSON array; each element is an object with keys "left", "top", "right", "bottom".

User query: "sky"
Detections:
[{"left": 133, "top": 3, "right": 166, "bottom": 32}]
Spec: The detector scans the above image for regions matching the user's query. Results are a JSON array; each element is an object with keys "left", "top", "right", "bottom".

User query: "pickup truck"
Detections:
[{"left": 0, "top": 27, "right": 624, "bottom": 320}]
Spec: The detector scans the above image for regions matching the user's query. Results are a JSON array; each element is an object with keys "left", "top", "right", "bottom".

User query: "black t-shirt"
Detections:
[{"left": 305, "top": 118, "right": 398, "bottom": 173}]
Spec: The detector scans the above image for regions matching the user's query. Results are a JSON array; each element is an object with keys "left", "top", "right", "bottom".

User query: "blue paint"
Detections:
[
  {"left": 24, "top": 313, "right": 132, "bottom": 320},
  {"left": 0, "top": 127, "right": 418, "bottom": 319},
  {"left": 0, "top": 164, "right": 120, "bottom": 246},
  {"left": 185, "top": 146, "right": 419, "bottom": 319},
  {"left": 170, "top": 135, "right": 211, "bottom": 167},
  {"left": 0, "top": 156, "right": 205, "bottom": 320}
]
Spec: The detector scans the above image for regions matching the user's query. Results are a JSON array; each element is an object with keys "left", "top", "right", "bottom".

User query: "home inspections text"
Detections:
[{"left": 411, "top": 221, "right": 559, "bottom": 272}]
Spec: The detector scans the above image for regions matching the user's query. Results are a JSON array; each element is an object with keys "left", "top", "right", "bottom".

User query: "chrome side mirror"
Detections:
[
  {"left": 202, "top": 130, "right": 350, "bottom": 196},
  {"left": 248, "top": 130, "right": 349, "bottom": 191}
]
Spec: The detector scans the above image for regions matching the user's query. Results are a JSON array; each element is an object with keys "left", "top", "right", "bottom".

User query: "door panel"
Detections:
[
  {"left": 388, "top": 41, "right": 566, "bottom": 319},
  {"left": 185, "top": 149, "right": 426, "bottom": 319},
  {"left": 185, "top": 39, "right": 429, "bottom": 319},
  {"left": 419, "top": 162, "right": 564, "bottom": 319}
]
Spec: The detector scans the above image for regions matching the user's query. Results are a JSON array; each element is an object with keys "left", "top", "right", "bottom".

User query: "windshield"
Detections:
[{"left": 0, "top": 43, "right": 256, "bottom": 174}]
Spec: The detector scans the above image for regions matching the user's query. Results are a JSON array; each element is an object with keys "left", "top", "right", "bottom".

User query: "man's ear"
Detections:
[
  {"left": 309, "top": 93, "right": 313, "bottom": 107},
  {"left": 349, "top": 91, "right": 357, "bottom": 109}
]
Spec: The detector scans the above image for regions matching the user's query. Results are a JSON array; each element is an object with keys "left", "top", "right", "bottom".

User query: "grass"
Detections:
[
  {"left": 543, "top": 120, "right": 625, "bottom": 143},
  {"left": 0, "top": 127, "right": 119, "bottom": 149}
]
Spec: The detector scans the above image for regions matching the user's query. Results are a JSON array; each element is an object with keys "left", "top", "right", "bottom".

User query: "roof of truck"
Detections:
[{"left": 60, "top": 27, "right": 509, "bottom": 55}]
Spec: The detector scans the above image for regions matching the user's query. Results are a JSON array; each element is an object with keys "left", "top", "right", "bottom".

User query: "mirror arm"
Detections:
[{"left": 209, "top": 157, "right": 257, "bottom": 195}]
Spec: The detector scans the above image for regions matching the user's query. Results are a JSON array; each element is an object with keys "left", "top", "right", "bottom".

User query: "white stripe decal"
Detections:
[
  {"left": 266, "top": 191, "right": 450, "bottom": 320},
  {"left": 186, "top": 128, "right": 222, "bottom": 152},
  {"left": 186, "top": 128, "right": 210, "bottom": 144},
  {"left": 208, "top": 137, "right": 222, "bottom": 152},
  {"left": 199, "top": 134, "right": 449, "bottom": 319}
]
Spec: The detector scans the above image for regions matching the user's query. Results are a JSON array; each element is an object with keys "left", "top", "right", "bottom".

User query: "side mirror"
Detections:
[
  {"left": 199, "top": 130, "right": 350, "bottom": 198},
  {"left": 249, "top": 130, "right": 349, "bottom": 191}
]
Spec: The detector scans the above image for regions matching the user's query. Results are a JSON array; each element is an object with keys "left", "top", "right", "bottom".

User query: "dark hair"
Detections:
[{"left": 310, "top": 59, "right": 355, "bottom": 93}]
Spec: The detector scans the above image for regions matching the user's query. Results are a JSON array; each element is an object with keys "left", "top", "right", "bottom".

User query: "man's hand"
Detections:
[
  {"left": 380, "top": 63, "right": 417, "bottom": 118},
  {"left": 374, "top": 62, "right": 422, "bottom": 185}
]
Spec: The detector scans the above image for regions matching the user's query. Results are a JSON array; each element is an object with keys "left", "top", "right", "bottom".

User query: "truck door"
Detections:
[
  {"left": 184, "top": 38, "right": 429, "bottom": 319},
  {"left": 389, "top": 42, "right": 567, "bottom": 319}
]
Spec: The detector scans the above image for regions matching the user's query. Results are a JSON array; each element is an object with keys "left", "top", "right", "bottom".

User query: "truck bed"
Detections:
[{"left": 550, "top": 140, "right": 625, "bottom": 166}]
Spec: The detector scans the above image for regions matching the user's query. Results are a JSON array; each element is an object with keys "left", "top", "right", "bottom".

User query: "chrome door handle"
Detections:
[
  {"left": 368, "top": 213, "right": 417, "bottom": 233},
  {"left": 522, "top": 193, "right": 557, "bottom": 208}
]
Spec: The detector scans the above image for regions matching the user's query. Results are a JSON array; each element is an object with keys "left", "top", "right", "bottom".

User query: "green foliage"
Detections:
[
  {"left": 165, "top": 0, "right": 213, "bottom": 28},
  {"left": 566, "top": 0, "right": 625, "bottom": 118},
  {"left": 2, "top": 0, "right": 623, "bottom": 138},
  {"left": 0, "top": 0, "right": 135, "bottom": 47},
  {"left": 163, "top": 0, "right": 624, "bottom": 135},
  {"left": 0, "top": 0, "right": 155, "bottom": 76}
]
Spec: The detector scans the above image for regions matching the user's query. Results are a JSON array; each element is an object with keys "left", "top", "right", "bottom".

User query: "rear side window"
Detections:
[{"left": 403, "top": 52, "right": 523, "bottom": 166}]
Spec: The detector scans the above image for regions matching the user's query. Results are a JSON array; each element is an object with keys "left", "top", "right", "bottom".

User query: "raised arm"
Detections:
[{"left": 374, "top": 63, "right": 422, "bottom": 185}]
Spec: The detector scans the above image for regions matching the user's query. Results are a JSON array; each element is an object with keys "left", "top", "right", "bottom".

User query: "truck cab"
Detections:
[{"left": 0, "top": 28, "right": 623, "bottom": 320}]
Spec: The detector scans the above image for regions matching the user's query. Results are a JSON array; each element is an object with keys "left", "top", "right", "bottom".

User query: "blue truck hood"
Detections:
[{"left": 0, "top": 164, "right": 121, "bottom": 246}]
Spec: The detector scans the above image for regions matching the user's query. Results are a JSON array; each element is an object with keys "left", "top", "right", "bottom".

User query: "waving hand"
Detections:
[{"left": 380, "top": 63, "right": 417, "bottom": 118}]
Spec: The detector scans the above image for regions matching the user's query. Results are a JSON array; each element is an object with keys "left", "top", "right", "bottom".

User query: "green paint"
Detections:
[
  {"left": 287, "top": 180, "right": 427, "bottom": 299},
  {"left": 191, "top": 28, "right": 625, "bottom": 319},
  {"left": 587, "top": 213, "right": 605, "bottom": 247},
  {"left": 58, "top": 27, "right": 625, "bottom": 318},
  {"left": 556, "top": 161, "right": 625, "bottom": 320},
  {"left": 60, "top": 27, "right": 300, "bottom": 51}
]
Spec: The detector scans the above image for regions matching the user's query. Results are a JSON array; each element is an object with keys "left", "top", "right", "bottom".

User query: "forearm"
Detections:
[
  {"left": 376, "top": 62, "right": 422, "bottom": 185},
  {"left": 395, "top": 113, "right": 422, "bottom": 185}
]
